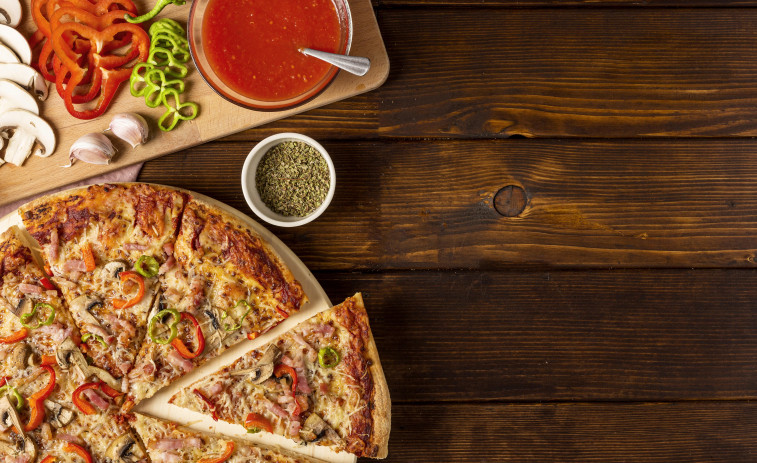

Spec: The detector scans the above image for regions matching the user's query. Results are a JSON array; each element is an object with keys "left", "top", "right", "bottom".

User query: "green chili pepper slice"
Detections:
[
  {"left": 130, "top": 62, "right": 155, "bottom": 97},
  {"left": 221, "top": 300, "right": 252, "bottom": 332},
  {"left": 151, "top": 32, "right": 190, "bottom": 62},
  {"left": 318, "top": 347, "right": 341, "bottom": 368},
  {"left": 0, "top": 385, "right": 24, "bottom": 410},
  {"left": 158, "top": 89, "right": 199, "bottom": 132},
  {"left": 149, "top": 18, "right": 185, "bottom": 36},
  {"left": 125, "top": 0, "right": 186, "bottom": 24},
  {"left": 246, "top": 427, "right": 261, "bottom": 434},
  {"left": 81, "top": 333, "right": 108, "bottom": 348},
  {"left": 149, "top": 308, "right": 180, "bottom": 344},
  {"left": 148, "top": 47, "right": 188, "bottom": 78},
  {"left": 144, "top": 68, "right": 185, "bottom": 108},
  {"left": 135, "top": 255, "right": 160, "bottom": 278},
  {"left": 20, "top": 303, "right": 56, "bottom": 330}
]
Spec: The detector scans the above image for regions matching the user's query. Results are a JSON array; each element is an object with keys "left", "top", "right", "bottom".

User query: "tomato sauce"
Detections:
[{"left": 202, "top": 0, "right": 342, "bottom": 101}]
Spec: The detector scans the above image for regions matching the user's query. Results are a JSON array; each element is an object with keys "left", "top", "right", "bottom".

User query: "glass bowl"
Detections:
[{"left": 188, "top": 0, "right": 353, "bottom": 111}]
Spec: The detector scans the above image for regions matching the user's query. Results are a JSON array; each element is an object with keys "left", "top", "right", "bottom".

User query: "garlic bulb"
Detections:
[
  {"left": 109, "top": 113, "right": 148, "bottom": 148},
  {"left": 66, "top": 133, "right": 115, "bottom": 167}
]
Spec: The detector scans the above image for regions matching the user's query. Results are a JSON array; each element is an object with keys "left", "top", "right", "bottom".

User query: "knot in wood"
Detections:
[{"left": 494, "top": 185, "right": 527, "bottom": 217}]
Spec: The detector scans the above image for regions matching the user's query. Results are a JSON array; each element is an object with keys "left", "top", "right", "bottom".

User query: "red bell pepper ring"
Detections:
[
  {"left": 111, "top": 270, "right": 146, "bottom": 309},
  {"left": 244, "top": 412, "right": 273, "bottom": 433},
  {"left": 192, "top": 388, "right": 218, "bottom": 421},
  {"left": 99, "top": 380, "right": 123, "bottom": 398},
  {"left": 25, "top": 364, "right": 56, "bottom": 431},
  {"left": 64, "top": 443, "right": 93, "bottom": 463},
  {"left": 52, "top": 21, "right": 149, "bottom": 119},
  {"left": 39, "top": 276, "right": 56, "bottom": 291},
  {"left": 170, "top": 312, "right": 205, "bottom": 359},
  {"left": 198, "top": 441, "right": 234, "bottom": 463},
  {"left": 72, "top": 381, "right": 101, "bottom": 415},
  {"left": 0, "top": 328, "right": 28, "bottom": 344}
]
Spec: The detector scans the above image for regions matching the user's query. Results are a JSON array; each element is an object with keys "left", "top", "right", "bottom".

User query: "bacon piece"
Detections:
[
  {"left": 154, "top": 438, "right": 202, "bottom": 451},
  {"left": 163, "top": 242, "right": 174, "bottom": 256},
  {"left": 102, "top": 313, "right": 136, "bottom": 337},
  {"left": 265, "top": 400, "right": 289, "bottom": 419},
  {"left": 37, "top": 323, "right": 71, "bottom": 343},
  {"left": 278, "top": 395, "right": 294, "bottom": 404},
  {"left": 188, "top": 276, "right": 205, "bottom": 311},
  {"left": 304, "top": 323, "right": 335, "bottom": 338},
  {"left": 158, "top": 256, "right": 176, "bottom": 275},
  {"left": 167, "top": 349, "right": 194, "bottom": 373},
  {"left": 63, "top": 260, "right": 87, "bottom": 272},
  {"left": 57, "top": 433, "right": 85, "bottom": 445},
  {"left": 292, "top": 332, "right": 316, "bottom": 352},
  {"left": 153, "top": 452, "right": 181, "bottom": 463},
  {"left": 124, "top": 243, "right": 149, "bottom": 251},
  {"left": 49, "top": 228, "right": 59, "bottom": 260},
  {"left": 83, "top": 323, "right": 116, "bottom": 345},
  {"left": 207, "top": 381, "right": 224, "bottom": 396},
  {"left": 19, "top": 283, "right": 43, "bottom": 295},
  {"left": 82, "top": 388, "right": 110, "bottom": 411},
  {"left": 289, "top": 420, "right": 301, "bottom": 437}
]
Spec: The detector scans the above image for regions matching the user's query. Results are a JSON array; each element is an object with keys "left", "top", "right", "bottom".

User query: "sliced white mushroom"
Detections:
[
  {"left": 0, "top": 25, "right": 28, "bottom": 64},
  {"left": 0, "top": 79, "right": 38, "bottom": 114},
  {"left": 0, "top": 43, "right": 19, "bottom": 64},
  {"left": 0, "top": 0, "right": 21, "bottom": 27},
  {"left": 0, "top": 63, "right": 47, "bottom": 100},
  {"left": 0, "top": 109, "right": 55, "bottom": 166}
]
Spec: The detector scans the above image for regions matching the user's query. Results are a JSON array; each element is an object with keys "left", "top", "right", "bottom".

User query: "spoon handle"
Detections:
[{"left": 301, "top": 48, "right": 371, "bottom": 76}]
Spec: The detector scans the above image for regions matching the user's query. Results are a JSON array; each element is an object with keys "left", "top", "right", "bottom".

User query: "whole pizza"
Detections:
[{"left": 0, "top": 183, "right": 390, "bottom": 463}]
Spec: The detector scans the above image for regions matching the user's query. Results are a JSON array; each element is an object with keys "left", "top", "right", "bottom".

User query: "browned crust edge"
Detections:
[
  {"left": 348, "top": 293, "right": 391, "bottom": 459},
  {"left": 186, "top": 196, "right": 308, "bottom": 312}
]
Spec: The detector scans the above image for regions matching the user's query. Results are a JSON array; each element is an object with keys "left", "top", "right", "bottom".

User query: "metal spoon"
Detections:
[{"left": 300, "top": 48, "right": 371, "bottom": 76}]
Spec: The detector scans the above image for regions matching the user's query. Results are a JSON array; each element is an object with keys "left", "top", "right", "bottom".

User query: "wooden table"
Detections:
[{"left": 137, "top": 1, "right": 757, "bottom": 461}]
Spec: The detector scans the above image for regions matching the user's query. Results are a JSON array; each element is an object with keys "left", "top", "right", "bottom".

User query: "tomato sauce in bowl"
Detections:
[{"left": 201, "top": 0, "right": 342, "bottom": 102}]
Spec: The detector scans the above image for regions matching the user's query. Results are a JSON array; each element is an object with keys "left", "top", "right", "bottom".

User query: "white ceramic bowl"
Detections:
[{"left": 241, "top": 133, "right": 336, "bottom": 227}]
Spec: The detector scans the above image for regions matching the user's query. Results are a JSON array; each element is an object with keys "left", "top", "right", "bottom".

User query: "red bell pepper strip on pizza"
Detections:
[
  {"left": 197, "top": 441, "right": 234, "bottom": 463},
  {"left": 112, "top": 270, "right": 146, "bottom": 309},
  {"left": 25, "top": 365, "right": 56, "bottom": 431},
  {"left": 274, "top": 364, "right": 298, "bottom": 396},
  {"left": 72, "top": 382, "right": 101, "bottom": 415},
  {"left": 82, "top": 243, "right": 96, "bottom": 271},
  {"left": 244, "top": 412, "right": 273, "bottom": 433},
  {"left": 39, "top": 276, "right": 56, "bottom": 291},
  {"left": 40, "top": 457, "right": 56, "bottom": 463},
  {"left": 170, "top": 312, "right": 205, "bottom": 359},
  {"left": 51, "top": 21, "right": 150, "bottom": 119},
  {"left": 99, "top": 380, "right": 123, "bottom": 398},
  {"left": 193, "top": 388, "right": 219, "bottom": 421},
  {"left": 64, "top": 443, "right": 93, "bottom": 463},
  {"left": 0, "top": 328, "right": 28, "bottom": 344}
]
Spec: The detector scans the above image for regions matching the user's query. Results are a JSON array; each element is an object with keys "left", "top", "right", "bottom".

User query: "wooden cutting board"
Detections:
[{"left": 0, "top": 0, "right": 389, "bottom": 206}]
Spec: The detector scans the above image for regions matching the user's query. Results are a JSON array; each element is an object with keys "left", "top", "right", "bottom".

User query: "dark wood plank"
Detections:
[
  {"left": 139, "top": 139, "right": 757, "bottom": 269},
  {"left": 373, "top": 402, "right": 757, "bottom": 462},
  {"left": 375, "top": 8, "right": 757, "bottom": 138},
  {"left": 317, "top": 270, "right": 757, "bottom": 403}
]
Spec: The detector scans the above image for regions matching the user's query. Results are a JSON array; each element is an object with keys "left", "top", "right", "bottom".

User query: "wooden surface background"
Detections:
[{"left": 133, "top": 2, "right": 757, "bottom": 462}]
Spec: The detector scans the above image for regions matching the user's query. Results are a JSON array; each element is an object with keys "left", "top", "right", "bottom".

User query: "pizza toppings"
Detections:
[
  {"left": 72, "top": 381, "right": 113, "bottom": 414},
  {"left": 166, "top": 349, "right": 194, "bottom": 373},
  {"left": 197, "top": 441, "right": 234, "bottom": 463},
  {"left": 81, "top": 243, "right": 96, "bottom": 272},
  {"left": 19, "top": 302, "right": 55, "bottom": 330},
  {"left": 154, "top": 438, "right": 202, "bottom": 450},
  {"left": 63, "top": 443, "right": 93, "bottom": 463},
  {"left": 0, "top": 433, "right": 36, "bottom": 461},
  {"left": 169, "top": 312, "right": 204, "bottom": 359},
  {"left": 241, "top": 344, "right": 280, "bottom": 384},
  {"left": 318, "top": 347, "right": 341, "bottom": 369},
  {"left": 112, "top": 271, "right": 145, "bottom": 310},
  {"left": 43, "top": 400, "right": 74, "bottom": 428},
  {"left": 17, "top": 283, "right": 42, "bottom": 295},
  {"left": 24, "top": 364, "right": 55, "bottom": 431},
  {"left": 0, "top": 385, "right": 23, "bottom": 410},
  {"left": 244, "top": 412, "right": 273, "bottom": 433},
  {"left": 192, "top": 388, "right": 218, "bottom": 421},
  {"left": 300, "top": 413, "right": 341, "bottom": 444},
  {"left": 105, "top": 433, "right": 146, "bottom": 463},
  {"left": 0, "top": 395, "right": 23, "bottom": 432},
  {"left": 220, "top": 300, "right": 252, "bottom": 332},
  {"left": 134, "top": 255, "right": 159, "bottom": 278},
  {"left": 0, "top": 328, "right": 28, "bottom": 344},
  {"left": 148, "top": 308, "right": 180, "bottom": 344}
]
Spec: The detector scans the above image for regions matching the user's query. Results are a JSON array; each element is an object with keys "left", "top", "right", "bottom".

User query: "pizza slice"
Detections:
[
  {"left": 0, "top": 338, "right": 146, "bottom": 463},
  {"left": 19, "top": 183, "right": 188, "bottom": 384},
  {"left": 0, "top": 227, "right": 79, "bottom": 366},
  {"left": 131, "top": 413, "right": 326, "bottom": 463},
  {"left": 169, "top": 294, "right": 391, "bottom": 459},
  {"left": 125, "top": 198, "right": 307, "bottom": 409}
]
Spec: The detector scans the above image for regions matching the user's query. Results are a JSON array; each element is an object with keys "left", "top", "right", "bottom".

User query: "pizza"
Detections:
[
  {"left": 131, "top": 413, "right": 328, "bottom": 463},
  {"left": 0, "top": 183, "right": 389, "bottom": 462},
  {"left": 169, "top": 294, "right": 391, "bottom": 459}
]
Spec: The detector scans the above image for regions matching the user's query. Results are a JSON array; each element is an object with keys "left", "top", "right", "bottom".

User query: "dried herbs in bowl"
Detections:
[{"left": 255, "top": 141, "right": 331, "bottom": 217}]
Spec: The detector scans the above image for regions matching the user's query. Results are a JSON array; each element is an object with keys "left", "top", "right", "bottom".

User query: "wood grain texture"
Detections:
[
  {"left": 139, "top": 139, "right": 757, "bottom": 270},
  {"left": 375, "top": 8, "right": 757, "bottom": 138},
  {"left": 317, "top": 270, "right": 757, "bottom": 403},
  {"left": 374, "top": 402, "right": 757, "bottom": 462}
]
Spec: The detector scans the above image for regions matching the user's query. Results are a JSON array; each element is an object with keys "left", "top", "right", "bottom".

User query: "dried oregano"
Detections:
[{"left": 255, "top": 141, "right": 330, "bottom": 217}]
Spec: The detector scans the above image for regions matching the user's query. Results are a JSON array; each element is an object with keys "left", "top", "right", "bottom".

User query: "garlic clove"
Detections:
[
  {"left": 109, "top": 113, "right": 149, "bottom": 148},
  {"left": 67, "top": 133, "right": 115, "bottom": 167}
]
